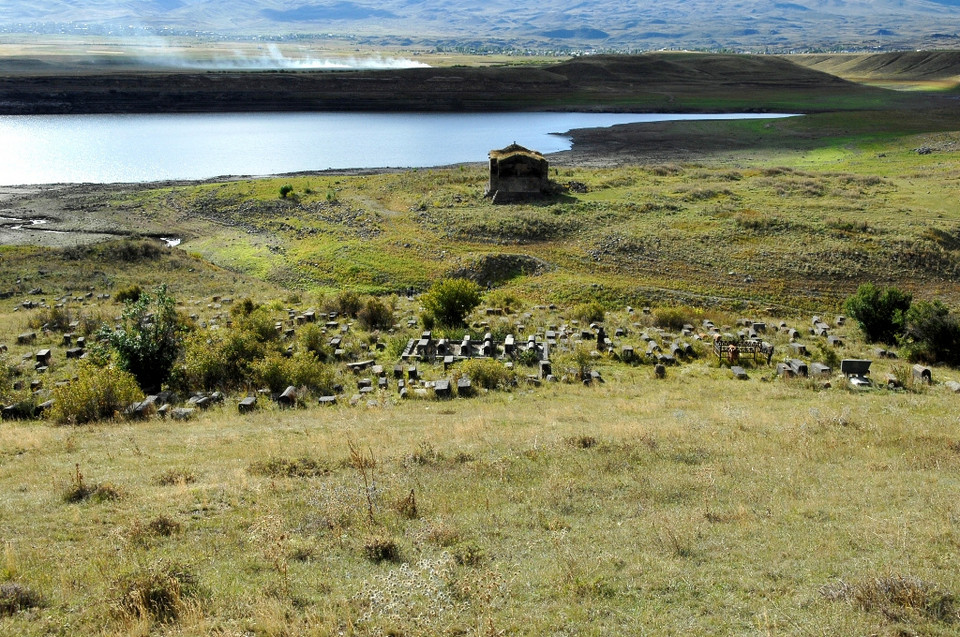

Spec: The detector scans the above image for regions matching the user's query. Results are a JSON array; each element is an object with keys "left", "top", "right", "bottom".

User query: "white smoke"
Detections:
[{"left": 141, "top": 44, "right": 430, "bottom": 70}]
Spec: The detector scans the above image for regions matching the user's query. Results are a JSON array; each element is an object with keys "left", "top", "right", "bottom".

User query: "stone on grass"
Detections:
[
  {"left": 238, "top": 396, "right": 257, "bottom": 414},
  {"left": 278, "top": 386, "right": 298, "bottom": 408}
]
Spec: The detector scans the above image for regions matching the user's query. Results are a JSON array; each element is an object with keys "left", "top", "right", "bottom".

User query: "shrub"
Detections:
[
  {"left": 459, "top": 358, "right": 516, "bottom": 390},
  {"left": 570, "top": 301, "right": 605, "bottom": 324},
  {"left": 143, "top": 515, "right": 182, "bottom": 538},
  {"left": 298, "top": 323, "right": 330, "bottom": 360},
  {"left": 0, "top": 581, "right": 42, "bottom": 616},
  {"left": 357, "top": 297, "right": 394, "bottom": 331},
  {"left": 249, "top": 456, "right": 330, "bottom": 478},
  {"left": 155, "top": 469, "right": 196, "bottom": 486},
  {"left": 230, "top": 297, "right": 258, "bottom": 318},
  {"left": 364, "top": 536, "right": 401, "bottom": 563},
  {"left": 844, "top": 283, "right": 912, "bottom": 344},
  {"left": 114, "top": 284, "right": 143, "bottom": 304},
  {"left": 901, "top": 300, "right": 960, "bottom": 366},
  {"left": 51, "top": 363, "right": 143, "bottom": 425},
  {"left": 556, "top": 346, "right": 593, "bottom": 382},
  {"left": 113, "top": 563, "right": 199, "bottom": 623},
  {"left": 235, "top": 306, "right": 280, "bottom": 343},
  {"left": 61, "top": 464, "right": 123, "bottom": 503},
  {"left": 485, "top": 289, "right": 523, "bottom": 313},
  {"left": 325, "top": 290, "right": 363, "bottom": 318},
  {"left": 453, "top": 541, "right": 485, "bottom": 566},
  {"left": 102, "top": 239, "right": 162, "bottom": 263},
  {"left": 99, "top": 285, "right": 187, "bottom": 392},
  {"left": 822, "top": 574, "right": 957, "bottom": 624},
  {"left": 653, "top": 306, "right": 689, "bottom": 332},
  {"left": 253, "top": 351, "right": 336, "bottom": 395},
  {"left": 279, "top": 184, "right": 293, "bottom": 199},
  {"left": 420, "top": 278, "right": 482, "bottom": 328},
  {"left": 27, "top": 305, "right": 73, "bottom": 332},
  {"left": 175, "top": 328, "right": 268, "bottom": 392}
]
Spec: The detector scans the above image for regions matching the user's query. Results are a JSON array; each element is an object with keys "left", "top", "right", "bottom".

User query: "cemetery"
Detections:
[{"left": 2, "top": 281, "right": 958, "bottom": 424}]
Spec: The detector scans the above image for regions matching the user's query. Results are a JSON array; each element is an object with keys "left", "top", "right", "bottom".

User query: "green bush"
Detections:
[
  {"left": 653, "top": 306, "right": 689, "bottom": 332},
  {"left": 570, "top": 301, "right": 605, "bottom": 324},
  {"left": 458, "top": 358, "right": 516, "bottom": 390},
  {"left": 357, "top": 297, "right": 394, "bottom": 331},
  {"left": 99, "top": 285, "right": 187, "bottom": 392},
  {"left": 51, "top": 363, "right": 143, "bottom": 425},
  {"left": 235, "top": 307, "right": 280, "bottom": 343},
  {"left": 901, "top": 300, "right": 960, "bottom": 366},
  {"left": 844, "top": 283, "right": 912, "bottom": 344},
  {"left": 175, "top": 329, "right": 268, "bottom": 393},
  {"left": 421, "top": 278, "right": 483, "bottom": 328},
  {"left": 253, "top": 351, "right": 336, "bottom": 394},
  {"left": 325, "top": 290, "right": 363, "bottom": 318},
  {"left": 27, "top": 305, "right": 73, "bottom": 332},
  {"left": 114, "top": 284, "right": 143, "bottom": 304},
  {"left": 556, "top": 346, "right": 593, "bottom": 382},
  {"left": 279, "top": 184, "right": 293, "bottom": 199},
  {"left": 298, "top": 323, "right": 330, "bottom": 360}
]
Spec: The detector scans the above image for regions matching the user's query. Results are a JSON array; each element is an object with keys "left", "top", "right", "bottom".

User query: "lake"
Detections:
[{"left": 0, "top": 112, "right": 794, "bottom": 186}]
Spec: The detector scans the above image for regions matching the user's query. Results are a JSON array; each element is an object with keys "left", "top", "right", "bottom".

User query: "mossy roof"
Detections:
[{"left": 488, "top": 143, "right": 545, "bottom": 161}]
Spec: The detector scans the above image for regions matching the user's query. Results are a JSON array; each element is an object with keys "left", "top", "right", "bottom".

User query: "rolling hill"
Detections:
[{"left": 0, "top": 0, "right": 958, "bottom": 51}]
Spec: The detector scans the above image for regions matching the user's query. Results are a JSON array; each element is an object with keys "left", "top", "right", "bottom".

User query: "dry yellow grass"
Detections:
[{"left": 2, "top": 357, "right": 959, "bottom": 635}]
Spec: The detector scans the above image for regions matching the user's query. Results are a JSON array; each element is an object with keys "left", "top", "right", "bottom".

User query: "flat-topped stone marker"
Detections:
[
  {"left": 840, "top": 359, "right": 872, "bottom": 377},
  {"left": 434, "top": 379, "right": 452, "bottom": 399},
  {"left": 238, "top": 396, "right": 257, "bottom": 414},
  {"left": 810, "top": 363, "right": 831, "bottom": 377},
  {"left": 731, "top": 366, "right": 749, "bottom": 380}
]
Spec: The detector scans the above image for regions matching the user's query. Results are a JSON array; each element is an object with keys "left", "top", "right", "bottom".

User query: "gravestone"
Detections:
[
  {"left": 776, "top": 363, "right": 795, "bottom": 378},
  {"left": 810, "top": 363, "right": 831, "bottom": 377},
  {"left": 278, "top": 386, "right": 298, "bottom": 408},
  {"left": 539, "top": 360, "right": 552, "bottom": 379},
  {"left": 434, "top": 379, "right": 452, "bottom": 399},
  {"left": 840, "top": 359, "right": 872, "bottom": 377},
  {"left": 457, "top": 378, "right": 474, "bottom": 397},
  {"left": 731, "top": 366, "right": 749, "bottom": 380},
  {"left": 789, "top": 359, "right": 808, "bottom": 377},
  {"left": 238, "top": 396, "right": 257, "bottom": 414}
]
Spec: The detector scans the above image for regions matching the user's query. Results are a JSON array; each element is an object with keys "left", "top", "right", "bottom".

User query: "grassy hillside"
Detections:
[
  {"left": 9, "top": 112, "right": 960, "bottom": 311},
  {"left": 0, "top": 53, "right": 897, "bottom": 115},
  {"left": 792, "top": 51, "right": 960, "bottom": 91}
]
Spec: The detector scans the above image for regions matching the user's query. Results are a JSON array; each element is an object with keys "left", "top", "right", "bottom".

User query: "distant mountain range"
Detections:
[{"left": 1, "top": 0, "right": 958, "bottom": 51}]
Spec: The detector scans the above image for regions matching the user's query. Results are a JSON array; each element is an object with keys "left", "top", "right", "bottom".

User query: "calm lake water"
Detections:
[{"left": 0, "top": 112, "right": 793, "bottom": 185}]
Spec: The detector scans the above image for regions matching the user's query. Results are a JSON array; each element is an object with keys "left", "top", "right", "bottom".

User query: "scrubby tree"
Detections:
[
  {"left": 844, "top": 283, "right": 912, "bottom": 344},
  {"left": 358, "top": 297, "right": 394, "bottom": 331},
  {"left": 100, "top": 285, "right": 186, "bottom": 392},
  {"left": 901, "top": 300, "right": 960, "bottom": 366},
  {"left": 420, "top": 278, "right": 483, "bottom": 328}
]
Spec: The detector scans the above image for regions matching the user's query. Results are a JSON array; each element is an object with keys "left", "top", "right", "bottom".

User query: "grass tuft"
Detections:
[
  {"left": 364, "top": 536, "right": 401, "bottom": 564},
  {"left": 823, "top": 574, "right": 959, "bottom": 624},
  {"left": 113, "top": 563, "right": 199, "bottom": 624},
  {"left": 249, "top": 456, "right": 330, "bottom": 479},
  {"left": 0, "top": 581, "right": 42, "bottom": 616}
]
